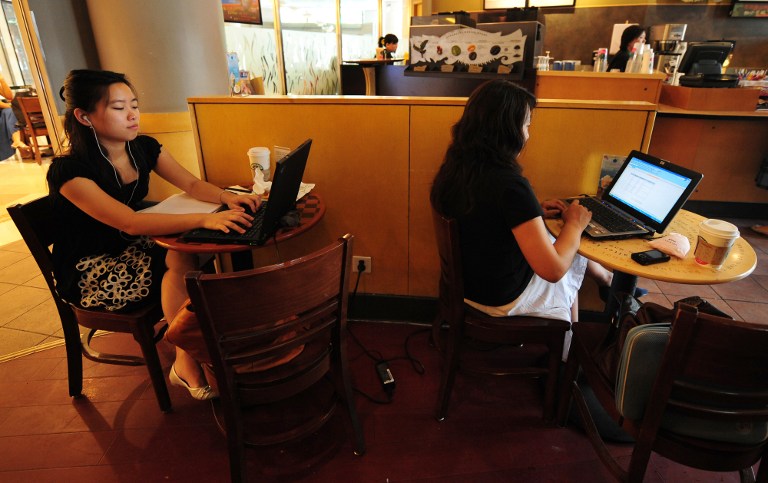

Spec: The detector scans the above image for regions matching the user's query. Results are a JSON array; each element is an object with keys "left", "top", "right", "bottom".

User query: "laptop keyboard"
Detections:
[
  {"left": 182, "top": 201, "right": 268, "bottom": 242},
  {"left": 576, "top": 197, "right": 640, "bottom": 233}
]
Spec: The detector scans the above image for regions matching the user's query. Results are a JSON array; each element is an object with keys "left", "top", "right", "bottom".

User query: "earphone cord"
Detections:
[{"left": 90, "top": 125, "right": 139, "bottom": 206}]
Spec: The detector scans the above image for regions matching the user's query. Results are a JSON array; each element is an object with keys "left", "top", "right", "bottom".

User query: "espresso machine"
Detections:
[{"left": 650, "top": 24, "right": 687, "bottom": 80}]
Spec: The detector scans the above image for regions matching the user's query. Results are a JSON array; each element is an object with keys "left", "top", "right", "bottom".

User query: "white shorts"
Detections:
[{"left": 464, "top": 252, "right": 588, "bottom": 360}]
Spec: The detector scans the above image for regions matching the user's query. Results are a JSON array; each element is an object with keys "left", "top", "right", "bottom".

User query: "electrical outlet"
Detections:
[{"left": 352, "top": 256, "right": 372, "bottom": 273}]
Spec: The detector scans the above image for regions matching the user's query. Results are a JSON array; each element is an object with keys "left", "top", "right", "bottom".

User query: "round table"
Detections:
[
  {"left": 546, "top": 209, "right": 757, "bottom": 318},
  {"left": 153, "top": 192, "right": 325, "bottom": 254}
]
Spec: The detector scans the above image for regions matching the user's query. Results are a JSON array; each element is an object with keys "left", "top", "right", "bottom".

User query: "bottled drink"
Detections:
[{"left": 593, "top": 48, "right": 608, "bottom": 72}]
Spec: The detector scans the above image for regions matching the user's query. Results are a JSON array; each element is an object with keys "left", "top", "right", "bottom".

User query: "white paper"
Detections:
[{"left": 138, "top": 193, "right": 220, "bottom": 215}]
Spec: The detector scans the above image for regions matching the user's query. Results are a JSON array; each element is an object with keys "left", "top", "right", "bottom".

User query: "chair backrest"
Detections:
[
  {"left": 626, "top": 304, "right": 768, "bottom": 448},
  {"left": 431, "top": 208, "right": 465, "bottom": 322},
  {"left": 7, "top": 196, "right": 61, "bottom": 299},
  {"left": 185, "top": 234, "right": 354, "bottom": 405},
  {"left": 18, "top": 96, "right": 48, "bottom": 133}
]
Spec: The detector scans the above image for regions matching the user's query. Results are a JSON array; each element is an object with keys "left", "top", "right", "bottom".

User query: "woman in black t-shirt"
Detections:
[
  {"left": 431, "top": 80, "right": 613, "bottom": 331},
  {"left": 48, "top": 69, "right": 262, "bottom": 400}
]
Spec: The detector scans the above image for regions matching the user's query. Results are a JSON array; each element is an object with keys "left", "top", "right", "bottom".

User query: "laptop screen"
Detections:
[
  {"left": 602, "top": 150, "right": 703, "bottom": 234},
  {"left": 609, "top": 156, "right": 694, "bottom": 224}
]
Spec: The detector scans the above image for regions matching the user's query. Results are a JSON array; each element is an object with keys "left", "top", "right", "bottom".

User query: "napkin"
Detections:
[{"left": 648, "top": 232, "right": 690, "bottom": 259}]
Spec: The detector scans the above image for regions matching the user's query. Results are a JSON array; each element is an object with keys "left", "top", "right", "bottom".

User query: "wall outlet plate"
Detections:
[{"left": 352, "top": 256, "right": 372, "bottom": 273}]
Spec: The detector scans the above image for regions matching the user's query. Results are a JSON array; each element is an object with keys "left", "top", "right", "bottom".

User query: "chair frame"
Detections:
[
  {"left": 17, "top": 95, "right": 52, "bottom": 164},
  {"left": 7, "top": 196, "right": 171, "bottom": 412},
  {"left": 185, "top": 234, "right": 365, "bottom": 482},
  {"left": 558, "top": 304, "right": 768, "bottom": 482},
  {"left": 432, "top": 209, "right": 570, "bottom": 422}
]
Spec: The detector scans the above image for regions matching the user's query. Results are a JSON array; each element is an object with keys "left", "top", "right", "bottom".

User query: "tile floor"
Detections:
[{"left": 1, "top": 152, "right": 767, "bottom": 480}]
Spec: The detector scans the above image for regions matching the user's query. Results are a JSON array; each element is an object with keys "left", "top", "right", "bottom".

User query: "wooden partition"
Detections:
[{"left": 188, "top": 96, "right": 656, "bottom": 297}]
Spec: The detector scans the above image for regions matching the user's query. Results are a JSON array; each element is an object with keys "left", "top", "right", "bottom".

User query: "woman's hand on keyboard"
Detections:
[
  {"left": 203, "top": 209, "right": 254, "bottom": 234},
  {"left": 562, "top": 199, "right": 592, "bottom": 231},
  {"left": 541, "top": 199, "right": 567, "bottom": 219},
  {"left": 221, "top": 191, "right": 262, "bottom": 212}
]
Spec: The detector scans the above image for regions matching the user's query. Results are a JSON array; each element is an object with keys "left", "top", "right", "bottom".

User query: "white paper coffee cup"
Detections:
[
  {"left": 247, "top": 147, "right": 270, "bottom": 181},
  {"left": 694, "top": 219, "right": 739, "bottom": 270}
]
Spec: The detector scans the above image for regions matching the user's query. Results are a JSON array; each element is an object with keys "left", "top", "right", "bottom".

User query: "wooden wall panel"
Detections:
[
  {"left": 191, "top": 102, "right": 411, "bottom": 295},
  {"left": 409, "top": 105, "right": 464, "bottom": 297},
  {"left": 649, "top": 116, "right": 768, "bottom": 203},
  {"left": 520, "top": 107, "right": 652, "bottom": 201}
]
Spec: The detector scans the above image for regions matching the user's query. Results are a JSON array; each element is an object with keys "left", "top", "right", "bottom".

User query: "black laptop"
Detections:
[
  {"left": 181, "top": 139, "right": 312, "bottom": 246},
  {"left": 566, "top": 150, "right": 703, "bottom": 240}
]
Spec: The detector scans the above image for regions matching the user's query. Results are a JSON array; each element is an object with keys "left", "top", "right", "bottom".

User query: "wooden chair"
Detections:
[
  {"left": 557, "top": 304, "right": 768, "bottom": 482},
  {"left": 185, "top": 234, "right": 365, "bottom": 482},
  {"left": 431, "top": 209, "right": 571, "bottom": 422},
  {"left": 7, "top": 196, "right": 171, "bottom": 412},
  {"left": 17, "top": 96, "right": 52, "bottom": 164}
]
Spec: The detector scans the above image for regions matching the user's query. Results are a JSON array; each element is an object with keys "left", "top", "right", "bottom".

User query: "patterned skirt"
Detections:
[{"left": 74, "top": 237, "right": 167, "bottom": 312}]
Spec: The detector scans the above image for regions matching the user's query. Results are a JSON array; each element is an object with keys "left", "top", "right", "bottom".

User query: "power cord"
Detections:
[{"left": 347, "top": 269, "right": 428, "bottom": 404}]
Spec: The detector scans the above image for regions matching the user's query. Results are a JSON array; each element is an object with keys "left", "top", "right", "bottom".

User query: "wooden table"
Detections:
[
  {"left": 546, "top": 209, "right": 757, "bottom": 317},
  {"left": 153, "top": 192, "right": 324, "bottom": 269}
]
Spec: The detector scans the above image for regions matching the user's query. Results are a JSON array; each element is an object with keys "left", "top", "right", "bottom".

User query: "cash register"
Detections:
[{"left": 677, "top": 41, "right": 739, "bottom": 88}]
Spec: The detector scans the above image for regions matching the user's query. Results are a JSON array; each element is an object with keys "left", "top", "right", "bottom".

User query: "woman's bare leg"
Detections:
[
  {"left": 162, "top": 250, "right": 207, "bottom": 388},
  {"left": 11, "top": 130, "right": 28, "bottom": 149},
  {"left": 585, "top": 260, "right": 613, "bottom": 287}
]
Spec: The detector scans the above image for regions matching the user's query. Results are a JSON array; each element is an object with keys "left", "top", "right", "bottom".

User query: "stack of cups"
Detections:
[
  {"left": 693, "top": 219, "right": 740, "bottom": 270},
  {"left": 247, "top": 147, "right": 271, "bottom": 182}
]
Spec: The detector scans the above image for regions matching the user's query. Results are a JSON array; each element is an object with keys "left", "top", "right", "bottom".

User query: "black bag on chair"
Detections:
[{"left": 593, "top": 294, "right": 732, "bottom": 385}]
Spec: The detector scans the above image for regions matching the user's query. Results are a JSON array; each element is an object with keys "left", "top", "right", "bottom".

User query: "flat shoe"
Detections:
[{"left": 169, "top": 364, "right": 218, "bottom": 400}]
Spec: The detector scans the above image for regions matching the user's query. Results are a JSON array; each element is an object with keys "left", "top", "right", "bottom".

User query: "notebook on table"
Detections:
[
  {"left": 181, "top": 139, "right": 312, "bottom": 246},
  {"left": 566, "top": 150, "right": 703, "bottom": 240}
]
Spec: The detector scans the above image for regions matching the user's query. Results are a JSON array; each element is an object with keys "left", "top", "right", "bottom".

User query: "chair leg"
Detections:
[
  {"left": 60, "top": 315, "right": 84, "bottom": 397},
  {"left": 543, "top": 335, "right": 565, "bottom": 422},
  {"left": 435, "top": 336, "right": 461, "bottom": 421},
  {"left": 335, "top": 327, "right": 366, "bottom": 455},
  {"left": 132, "top": 323, "right": 172, "bottom": 412},
  {"left": 571, "top": 381, "right": 628, "bottom": 481},
  {"left": 556, "top": 348, "right": 580, "bottom": 426}
]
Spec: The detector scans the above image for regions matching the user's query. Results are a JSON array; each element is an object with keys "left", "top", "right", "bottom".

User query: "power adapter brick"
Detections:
[{"left": 376, "top": 362, "right": 395, "bottom": 395}]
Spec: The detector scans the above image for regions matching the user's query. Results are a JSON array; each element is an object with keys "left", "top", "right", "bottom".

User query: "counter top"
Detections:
[
  {"left": 187, "top": 95, "right": 656, "bottom": 111},
  {"left": 536, "top": 71, "right": 667, "bottom": 81},
  {"left": 658, "top": 104, "right": 767, "bottom": 118}
]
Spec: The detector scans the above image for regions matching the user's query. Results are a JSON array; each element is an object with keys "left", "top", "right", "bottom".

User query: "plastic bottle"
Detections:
[{"left": 593, "top": 48, "right": 608, "bottom": 72}]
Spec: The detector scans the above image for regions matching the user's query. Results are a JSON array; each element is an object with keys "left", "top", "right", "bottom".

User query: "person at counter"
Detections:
[
  {"left": 376, "top": 34, "right": 399, "bottom": 60},
  {"left": 47, "top": 69, "right": 262, "bottom": 401},
  {"left": 607, "top": 25, "right": 646, "bottom": 72},
  {"left": 430, "top": 80, "right": 617, "bottom": 347}
]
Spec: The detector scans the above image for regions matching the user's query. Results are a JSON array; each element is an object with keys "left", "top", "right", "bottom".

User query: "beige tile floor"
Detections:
[
  {"left": 1, "top": 153, "right": 767, "bottom": 361},
  {"left": 0, "top": 154, "right": 55, "bottom": 360}
]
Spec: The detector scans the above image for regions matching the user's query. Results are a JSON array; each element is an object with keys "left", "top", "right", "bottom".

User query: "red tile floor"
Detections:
[{"left": 0, "top": 318, "right": 763, "bottom": 482}]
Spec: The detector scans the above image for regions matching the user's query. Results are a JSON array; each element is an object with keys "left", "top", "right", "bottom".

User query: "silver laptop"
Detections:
[{"left": 566, "top": 150, "right": 703, "bottom": 240}]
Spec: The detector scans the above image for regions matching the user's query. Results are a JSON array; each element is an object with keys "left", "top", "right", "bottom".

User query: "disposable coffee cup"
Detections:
[
  {"left": 694, "top": 219, "right": 740, "bottom": 270},
  {"left": 247, "top": 147, "right": 270, "bottom": 181}
]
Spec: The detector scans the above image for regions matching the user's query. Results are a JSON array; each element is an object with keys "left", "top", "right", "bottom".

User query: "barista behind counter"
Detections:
[
  {"left": 376, "top": 34, "right": 399, "bottom": 60},
  {"left": 608, "top": 25, "right": 647, "bottom": 72}
]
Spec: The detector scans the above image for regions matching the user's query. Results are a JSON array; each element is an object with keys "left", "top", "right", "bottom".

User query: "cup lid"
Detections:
[
  {"left": 699, "top": 219, "right": 739, "bottom": 238},
  {"left": 247, "top": 147, "right": 269, "bottom": 155}
]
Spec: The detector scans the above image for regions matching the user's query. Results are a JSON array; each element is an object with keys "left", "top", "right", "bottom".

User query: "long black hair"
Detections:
[
  {"left": 431, "top": 80, "right": 536, "bottom": 217},
  {"left": 59, "top": 69, "right": 137, "bottom": 161},
  {"left": 619, "top": 25, "right": 645, "bottom": 52}
]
